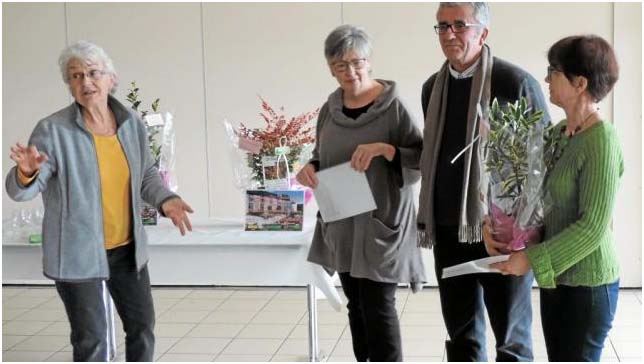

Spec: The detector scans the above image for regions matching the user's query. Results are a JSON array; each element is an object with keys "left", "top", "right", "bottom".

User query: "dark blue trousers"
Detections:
[
  {"left": 55, "top": 243, "right": 155, "bottom": 362},
  {"left": 540, "top": 280, "right": 619, "bottom": 361},
  {"left": 433, "top": 226, "right": 534, "bottom": 361}
]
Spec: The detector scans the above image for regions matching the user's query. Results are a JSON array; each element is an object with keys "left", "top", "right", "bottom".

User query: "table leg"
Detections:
[
  {"left": 307, "top": 284, "right": 319, "bottom": 362},
  {"left": 102, "top": 281, "right": 117, "bottom": 361}
]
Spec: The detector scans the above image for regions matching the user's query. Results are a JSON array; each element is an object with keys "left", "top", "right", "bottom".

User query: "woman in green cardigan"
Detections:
[{"left": 483, "top": 34, "right": 622, "bottom": 361}]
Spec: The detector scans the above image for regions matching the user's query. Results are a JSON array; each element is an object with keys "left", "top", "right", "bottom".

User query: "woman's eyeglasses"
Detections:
[
  {"left": 68, "top": 69, "right": 107, "bottom": 82},
  {"left": 330, "top": 59, "right": 367, "bottom": 73}
]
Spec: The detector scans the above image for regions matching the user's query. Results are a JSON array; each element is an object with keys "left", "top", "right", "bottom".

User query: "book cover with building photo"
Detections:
[{"left": 245, "top": 190, "right": 305, "bottom": 231}]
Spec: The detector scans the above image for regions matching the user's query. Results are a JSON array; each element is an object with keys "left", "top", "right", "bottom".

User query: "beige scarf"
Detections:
[{"left": 417, "top": 44, "right": 493, "bottom": 248}]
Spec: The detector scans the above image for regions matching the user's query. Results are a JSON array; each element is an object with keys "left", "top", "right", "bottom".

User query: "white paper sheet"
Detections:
[
  {"left": 313, "top": 162, "right": 377, "bottom": 222},
  {"left": 442, "top": 255, "right": 510, "bottom": 279}
]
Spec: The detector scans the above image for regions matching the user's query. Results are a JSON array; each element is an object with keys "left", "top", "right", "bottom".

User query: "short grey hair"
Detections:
[
  {"left": 439, "top": 2, "right": 490, "bottom": 28},
  {"left": 324, "top": 24, "right": 373, "bottom": 63},
  {"left": 58, "top": 40, "right": 118, "bottom": 93}
]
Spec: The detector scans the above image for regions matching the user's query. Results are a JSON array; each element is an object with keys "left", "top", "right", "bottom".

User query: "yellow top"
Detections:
[
  {"left": 92, "top": 134, "right": 133, "bottom": 250},
  {"left": 17, "top": 168, "right": 39, "bottom": 185}
]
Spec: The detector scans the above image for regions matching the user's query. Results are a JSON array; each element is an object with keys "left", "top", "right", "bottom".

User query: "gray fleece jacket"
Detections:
[
  {"left": 307, "top": 80, "right": 427, "bottom": 287},
  {"left": 5, "top": 96, "right": 177, "bottom": 281}
]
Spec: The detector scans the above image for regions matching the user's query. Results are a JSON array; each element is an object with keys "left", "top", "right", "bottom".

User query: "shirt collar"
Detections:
[{"left": 448, "top": 58, "right": 481, "bottom": 79}]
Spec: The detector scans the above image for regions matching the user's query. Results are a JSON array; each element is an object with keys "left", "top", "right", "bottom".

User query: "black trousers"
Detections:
[
  {"left": 339, "top": 272, "right": 402, "bottom": 362},
  {"left": 433, "top": 226, "right": 534, "bottom": 362},
  {"left": 55, "top": 243, "right": 155, "bottom": 362}
]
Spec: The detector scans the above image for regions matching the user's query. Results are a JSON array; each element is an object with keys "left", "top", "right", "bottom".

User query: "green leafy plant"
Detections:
[
  {"left": 126, "top": 81, "right": 162, "bottom": 165},
  {"left": 484, "top": 97, "right": 547, "bottom": 199}
]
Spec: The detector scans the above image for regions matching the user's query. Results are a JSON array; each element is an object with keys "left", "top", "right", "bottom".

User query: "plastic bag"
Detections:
[
  {"left": 3, "top": 207, "right": 43, "bottom": 244},
  {"left": 223, "top": 119, "right": 259, "bottom": 190},
  {"left": 158, "top": 111, "right": 177, "bottom": 192},
  {"left": 483, "top": 97, "right": 552, "bottom": 251}
]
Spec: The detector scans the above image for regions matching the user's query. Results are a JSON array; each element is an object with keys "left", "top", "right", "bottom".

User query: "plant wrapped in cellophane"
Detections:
[
  {"left": 483, "top": 97, "right": 556, "bottom": 251},
  {"left": 222, "top": 96, "right": 318, "bottom": 199},
  {"left": 126, "top": 82, "right": 178, "bottom": 225}
]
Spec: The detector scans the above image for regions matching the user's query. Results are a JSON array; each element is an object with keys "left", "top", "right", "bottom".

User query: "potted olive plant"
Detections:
[{"left": 484, "top": 96, "right": 557, "bottom": 251}]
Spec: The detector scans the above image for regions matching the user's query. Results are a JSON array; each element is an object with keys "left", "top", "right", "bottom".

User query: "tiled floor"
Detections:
[{"left": 2, "top": 286, "right": 641, "bottom": 362}]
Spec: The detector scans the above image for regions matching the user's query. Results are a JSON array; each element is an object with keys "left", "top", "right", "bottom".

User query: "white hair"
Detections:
[{"left": 58, "top": 40, "right": 118, "bottom": 94}]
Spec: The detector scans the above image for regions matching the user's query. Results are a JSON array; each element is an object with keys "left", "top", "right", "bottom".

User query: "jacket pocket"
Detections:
[{"left": 366, "top": 214, "right": 403, "bottom": 267}]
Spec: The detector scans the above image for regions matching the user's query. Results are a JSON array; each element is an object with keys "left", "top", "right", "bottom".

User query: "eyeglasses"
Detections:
[
  {"left": 546, "top": 65, "right": 562, "bottom": 81},
  {"left": 330, "top": 58, "right": 367, "bottom": 73},
  {"left": 68, "top": 69, "right": 107, "bottom": 82},
  {"left": 434, "top": 21, "right": 481, "bottom": 34}
]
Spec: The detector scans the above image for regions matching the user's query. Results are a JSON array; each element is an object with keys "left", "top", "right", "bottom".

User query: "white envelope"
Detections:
[
  {"left": 442, "top": 255, "right": 510, "bottom": 279},
  {"left": 313, "top": 162, "right": 377, "bottom": 222}
]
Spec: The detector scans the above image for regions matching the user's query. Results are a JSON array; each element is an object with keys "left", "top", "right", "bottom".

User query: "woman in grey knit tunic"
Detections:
[{"left": 296, "top": 25, "right": 426, "bottom": 362}]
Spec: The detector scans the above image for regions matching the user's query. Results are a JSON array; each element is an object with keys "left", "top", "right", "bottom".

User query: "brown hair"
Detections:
[{"left": 547, "top": 35, "right": 619, "bottom": 102}]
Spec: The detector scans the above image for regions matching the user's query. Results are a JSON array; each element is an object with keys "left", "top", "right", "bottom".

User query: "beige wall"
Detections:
[{"left": 3, "top": 2, "right": 641, "bottom": 286}]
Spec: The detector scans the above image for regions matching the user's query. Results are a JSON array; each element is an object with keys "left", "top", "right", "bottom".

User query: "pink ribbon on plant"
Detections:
[{"left": 489, "top": 203, "right": 540, "bottom": 251}]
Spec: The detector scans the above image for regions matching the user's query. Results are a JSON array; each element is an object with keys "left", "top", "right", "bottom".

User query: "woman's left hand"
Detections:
[
  {"left": 161, "top": 197, "right": 194, "bottom": 236},
  {"left": 350, "top": 143, "right": 395, "bottom": 172},
  {"left": 490, "top": 251, "right": 531, "bottom": 276}
]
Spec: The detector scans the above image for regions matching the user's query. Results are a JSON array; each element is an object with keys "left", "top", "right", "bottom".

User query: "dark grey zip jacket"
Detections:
[{"left": 5, "top": 95, "right": 177, "bottom": 281}]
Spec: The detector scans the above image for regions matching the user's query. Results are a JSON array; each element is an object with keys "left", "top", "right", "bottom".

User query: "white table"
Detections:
[{"left": 2, "top": 218, "right": 342, "bottom": 361}]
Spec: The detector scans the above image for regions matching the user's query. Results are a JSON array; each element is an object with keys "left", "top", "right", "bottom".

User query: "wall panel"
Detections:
[
  {"left": 2, "top": 3, "right": 68, "bottom": 214},
  {"left": 490, "top": 2, "right": 613, "bottom": 122},
  {"left": 613, "top": 2, "right": 642, "bottom": 287}
]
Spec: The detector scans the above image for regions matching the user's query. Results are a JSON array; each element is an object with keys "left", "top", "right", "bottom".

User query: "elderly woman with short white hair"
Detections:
[{"left": 5, "top": 40, "right": 193, "bottom": 361}]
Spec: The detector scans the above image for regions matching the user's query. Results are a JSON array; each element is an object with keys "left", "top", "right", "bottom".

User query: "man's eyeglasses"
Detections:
[
  {"left": 434, "top": 21, "right": 481, "bottom": 34},
  {"left": 546, "top": 65, "right": 562, "bottom": 81},
  {"left": 68, "top": 69, "right": 107, "bottom": 82},
  {"left": 330, "top": 59, "right": 367, "bottom": 73}
]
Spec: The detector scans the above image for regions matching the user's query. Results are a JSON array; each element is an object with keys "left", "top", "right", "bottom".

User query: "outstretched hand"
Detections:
[
  {"left": 161, "top": 197, "right": 194, "bottom": 236},
  {"left": 9, "top": 142, "right": 48, "bottom": 176}
]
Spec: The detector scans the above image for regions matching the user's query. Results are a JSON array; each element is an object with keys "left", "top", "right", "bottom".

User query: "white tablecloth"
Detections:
[{"left": 144, "top": 218, "right": 342, "bottom": 311}]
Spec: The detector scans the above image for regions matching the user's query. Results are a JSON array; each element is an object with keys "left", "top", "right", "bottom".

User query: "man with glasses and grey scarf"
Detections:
[{"left": 417, "top": 2, "right": 550, "bottom": 361}]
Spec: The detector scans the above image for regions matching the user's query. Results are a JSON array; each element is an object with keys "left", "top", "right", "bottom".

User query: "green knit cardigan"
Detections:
[{"left": 526, "top": 120, "right": 624, "bottom": 289}]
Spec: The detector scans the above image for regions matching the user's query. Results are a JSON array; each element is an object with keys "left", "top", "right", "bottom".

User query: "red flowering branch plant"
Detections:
[{"left": 238, "top": 97, "right": 319, "bottom": 186}]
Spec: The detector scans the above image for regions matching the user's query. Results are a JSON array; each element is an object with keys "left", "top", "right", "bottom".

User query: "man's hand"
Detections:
[
  {"left": 161, "top": 197, "right": 194, "bottom": 236},
  {"left": 482, "top": 216, "right": 510, "bottom": 256},
  {"left": 10, "top": 142, "right": 48, "bottom": 177},
  {"left": 295, "top": 163, "right": 318, "bottom": 188},
  {"left": 350, "top": 143, "right": 395, "bottom": 172}
]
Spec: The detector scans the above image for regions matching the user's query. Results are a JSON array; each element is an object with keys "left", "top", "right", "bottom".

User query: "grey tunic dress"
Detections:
[{"left": 307, "top": 80, "right": 427, "bottom": 288}]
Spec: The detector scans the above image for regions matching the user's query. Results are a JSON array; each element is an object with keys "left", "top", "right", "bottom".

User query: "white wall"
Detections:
[
  {"left": 2, "top": 2, "right": 641, "bottom": 286},
  {"left": 612, "top": 2, "right": 643, "bottom": 288}
]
